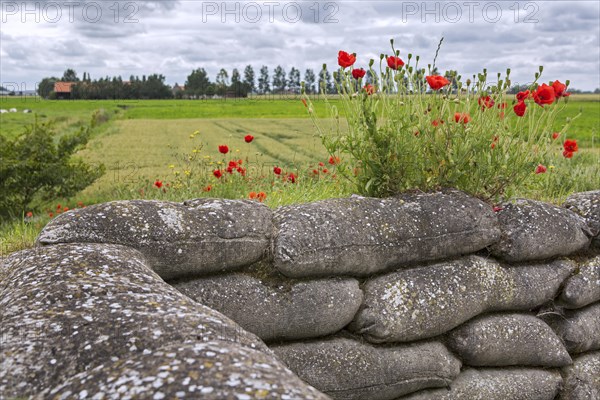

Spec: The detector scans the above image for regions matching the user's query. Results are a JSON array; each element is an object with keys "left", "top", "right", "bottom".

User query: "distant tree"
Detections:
[
  {"left": 230, "top": 68, "right": 245, "bottom": 97},
  {"left": 37, "top": 77, "right": 58, "bottom": 98},
  {"left": 140, "top": 74, "right": 173, "bottom": 99},
  {"left": 61, "top": 69, "right": 79, "bottom": 82},
  {"left": 288, "top": 67, "right": 301, "bottom": 94},
  {"left": 444, "top": 70, "right": 459, "bottom": 92},
  {"left": 231, "top": 68, "right": 241, "bottom": 86},
  {"left": 319, "top": 65, "right": 334, "bottom": 94},
  {"left": 508, "top": 83, "right": 530, "bottom": 94},
  {"left": 258, "top": 65, "right": 270, "bottom": 94},
  {"left": 215, "top": 68, "right": 229, "bottom": 95},
  {"left": 0, "top": 85, "right": 6, "bottom": 91},
  {"left": 243, "top": 65, "right": 255, "bottom": 93},
  {"left": 216, "top": 68, "right": 229, "bottom": 86},
  {"left": 304, "top": 69, "right": 316, "bottom": 94},
  {"left": 272, "top": 65, "right": 287, "bottom": 94},
  {"left": 185, "top": 68, "right": 211, "bottom": 96},
  {"left": 594, "top": 88, "right": 600, "bottom": 94}
]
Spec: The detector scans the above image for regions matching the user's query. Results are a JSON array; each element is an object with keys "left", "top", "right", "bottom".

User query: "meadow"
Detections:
[{"left": 1, "top": 94, "right": 599, "bottom": 254}]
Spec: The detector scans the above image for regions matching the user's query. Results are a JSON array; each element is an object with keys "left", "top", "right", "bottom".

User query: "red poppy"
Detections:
[
  {"left": 552, "top": 132, "right": 560, "bottom": 140},
  {"left": 48, "top": 212, "right": 54, "bottom": 218},
  {"left": 226, "top": 166, "right": 234, "bottom": 174},
  {"left": 213, "top": 169, "right": 223, "bottom": 178},
  {"left": 338, "top": 50, "right": 356, "bottom": 68},
  {"left": 286, "top": 172, "right": 297, "bottom": 183},
  {"left": 563, "top": 139, "right": 578, "bottom": 153},
  {"left": 552, "top": 80, "right": 570, "bottom": 98},
  {"left": 218, "top": 145, "right": 229, "bottom": 154},
  {"left": 318, "top": 162, "right": 325, "bottom": 167},
  {"left": 329, "top": 156, "right": 340, "bottom": 165},
  {"left": 312, "top": 169, "right": 319, "bottom": 175},
  {"left": 203, "top": 185, "right": 212, "bottom": 192},
  {"left": 351, "top": 68, "right": 366, "bottom": 79},
  {"left": 493, "top": 206, "right": 503, "bottom": 212},
  {"left": 228, "top": 160, "right": 238, "bottom": 168},
  {"left": 237, "top": 167, "right": 246, "bottom": 176},
  {"left": 154, "top": 180, "right": 163, "bottom": 189},
  {"left": 386, "top": 56, "right": 404, "bottom": 70},
  {"left": 432, "top": 119, "right": 444, "bottom": 127},
  {"left": 249, "top": 192, "right": 258, "bottom": 199},
  {"left": 478, "top": 96, "right": 495, "bottom": 109},
  {"left": 535, "top": 164, "right": 547, "bottom": 174},
  {"left": 322, "top": 168, "right": 329, "bottom": 174},
  {"left": 77, "top": 201, "right": 84, "bottom": 208},
  {"left": 533, "top": 83, "right": 556, "bottom": 106},
  {"left": 497, "top": 102, "right": 507, "bottom": 109},
  {"left": 454, "top": 112, "right": 471, "bottom": 124},
  {"left": 56, "top": 204, "right": 62, "bottom": 210},
  {"left": 64, "top": 207, "right": 69, "bottom": 212},
  {"left": 491, "top": 142, "right": 496, "bottom": 149},
  {"left": 426, "top": 75, "right": 450, "bottom": 91},
  {"left": 563, "top": 150, "right": 574, "bottom": 159},
  {"left": 257, "top": 192, "right": 267, "bottom": 202},
  {"left": 26, "top": 211, "right": 33, "bottom": 218},
  {"left": 516, "top": 90, "right": 530, "bottom": 101},
  {"left": 273, "top": 166, "right": 282, "bottom": 175},
  {"left": 244, "top": 135, "right": 254, "bottom": 143},
  {"left": 513, "top": 101, "right": 527, "bottom": 117},
  {"left": 414, "top": 130, "right": 420, "bottom": 137},
  {"left": 364, "top": 84, "right": 376, "bottom": 95}
]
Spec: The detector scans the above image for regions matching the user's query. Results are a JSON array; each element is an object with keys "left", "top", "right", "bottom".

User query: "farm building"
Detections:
[{"left": 53, "top": 82, "right": 76, "bottom": 99}]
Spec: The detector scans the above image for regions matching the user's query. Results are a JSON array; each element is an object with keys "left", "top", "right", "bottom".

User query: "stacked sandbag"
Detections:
[
  {"left": 272, "top": 190, "right": 500, "bottom": 277},
  {"left": 24, "top": 190, "right": 600, "bottom": 399},
  {"left": 559, "top": 351, "right": 600, "bottom": 399},
  {"left": 0, "top": 244, "right": 328, "bottom": 399},
  {"left": 36, "top": 198, "right": 273, "bottom": 280},
  {"left": 401, "top": 368, "right": 563, "bottom": 400},
  {"left": 489, "top": 198, "right": 592, "bottom": 262},
  {"left": 349, "top": 256, "right": 573, "bottom": 342},
  {"left": 445, "top": 313, "right": 571, "bottom": 367},
  {"left": 271, "top": 336, "right": 461, "bottom": 400},
  {"left": 173, "top": 268, "right": 363, "bottom": 341},
  {"left": 564, "top": 190, "right": 600, "bottom": 251}
]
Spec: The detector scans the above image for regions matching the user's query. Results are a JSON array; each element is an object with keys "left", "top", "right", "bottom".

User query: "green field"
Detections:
[
  {"left": 1, "top": 94, "right": 599, "bottom": 254},
  {"left": 1, "top": 94, "right": 599, "bottom": 195}
]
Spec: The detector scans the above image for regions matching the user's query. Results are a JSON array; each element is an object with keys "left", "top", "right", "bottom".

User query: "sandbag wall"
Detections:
[{"left": 34, "top": 189, "right": 600, "bottom": 399}]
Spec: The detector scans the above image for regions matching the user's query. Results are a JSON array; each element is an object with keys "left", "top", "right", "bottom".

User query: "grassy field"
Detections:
[{"left": 1, "top": 94, "right": 599, "bottom": 255}]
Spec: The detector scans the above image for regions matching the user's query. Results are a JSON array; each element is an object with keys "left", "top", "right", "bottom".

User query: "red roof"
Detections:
[{"left": 54, "top": 82, "right": 75, "bottom": 93}]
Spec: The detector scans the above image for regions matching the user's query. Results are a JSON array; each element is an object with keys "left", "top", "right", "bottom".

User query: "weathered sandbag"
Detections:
[
  {"left": 37, "top": 341, "right": 330, "bottom": 400},
  {"left": 559, "top": 351, "right": 600, "bottom": 400},
  {"left": 401, "top": 368, "right": 562, "bottom": 400},
  {"left": 271, "top": 336, "right": 461, "bottom": 400},
  {"left": 540, "top": 302, "right": 600, "bottom": 354},
  {"left": 0, "top": 244, "right": 270, "bottom": 399},
  {"left": 174, "top": 271, "right": 363, "bottom": 341},
  {"left": 559, "top": 256, "right": 600, "bottom": 309},
  {"left": 273, "top": 190, "right": 500, "bottom": 278},
  {"left": 351, "top": 256, "right": 573, "bottom": 342},
  {"left": 36, "top": 199, "right": 273, "bottom": 280},
  {"left": 490, "top": 199, "right": 592, "bottom": 262},
  {"left": 564, "top": 190, "right": 600, "bottom": 250},
  {"left": 446, "top": 313, "right": 571, "bottom": 367}
]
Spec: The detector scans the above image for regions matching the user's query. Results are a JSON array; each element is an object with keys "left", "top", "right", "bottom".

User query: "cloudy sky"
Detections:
[{"left": 1, "top": 0, "right": 599, "bottom": 92}]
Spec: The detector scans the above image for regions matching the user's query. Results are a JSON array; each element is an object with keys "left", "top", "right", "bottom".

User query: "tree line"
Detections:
[
  {"left": 36, "top": 65, "right": 344, "bottom": 100},
  {"left": 34, "top": 67, "right": 600, "bottom": 100}
]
